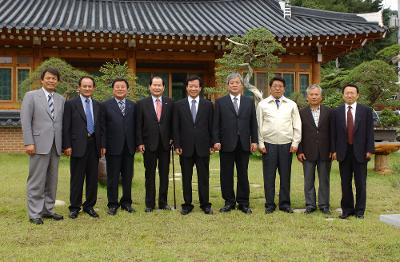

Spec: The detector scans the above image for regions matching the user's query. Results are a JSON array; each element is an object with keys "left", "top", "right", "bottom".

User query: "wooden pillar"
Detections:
[
  {"left": 312, "top": 61, "right": 320, "bottom": 84},
  {"left": 32, "top": 47, "right": 42, "bottom": 70},
  {"left": 127, "top": 49, "right": 136, "bottom": 81}
]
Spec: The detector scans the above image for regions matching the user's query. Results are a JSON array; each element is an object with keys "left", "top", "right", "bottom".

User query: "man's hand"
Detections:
[
  {"left": 138, "top": 144, "right": 145, "bottom": 153},
  {"left": 64, "top": 147, "right": 72, "bottom": 156},
  {"left": 209, "top": 148, "right": 214, "bottom": 154},
  {"left": 25, "top": 144, "right": 35, "bottom": 156},
  {"left": 259, "top": 147, "right": 267, "bottom": 154},
  {"left": 331, "top": 152, "right": 337, "bottom": 161},
  {"left": 213, "top": 143, "right": 221, "bottom": 151},
  {"left": 175, "top": 148, "right": 183, "bottom": 155},
  {"left": 101, "top": 148, "right": 106, "bottom": 157},
  {"left": 297, "top": 153, "right": 306, "bottom": 162},
  {"left": 250, "top": 143, "right": 258, "bottom": 153},
  {"left": 366, "top": 152, "right": 372, "bottom": 160},
  {"left": 290, "top": 146, "right": 298, "bottom": 153}
]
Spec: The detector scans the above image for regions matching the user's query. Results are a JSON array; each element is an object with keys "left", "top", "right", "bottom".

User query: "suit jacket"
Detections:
[
  {"left": 21, "top": 88, "right": 65, "bottom": 155},
  {"left": 101, "top": 98, "right": 136, "bottom": 155},
  {"left": 136, "top": 96, "right": 173, "bottom": 152},
  {"left": 173, "top": 97, "right": 213, "bottom": 157},
  {"left": 331, "top": 103, "right": 374, "bottom": 163},
  {"left": 62, "top": 96, "right": 102, "bottom": 158},
  {"left": 298, "top": 105, "right": 332, "bottom": 161},
  {"left": 213, "top": 95, "right": 258, "bottom": 152}
]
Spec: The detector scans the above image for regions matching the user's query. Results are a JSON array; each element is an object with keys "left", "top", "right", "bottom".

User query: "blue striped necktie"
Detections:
[
  {"left": 48, "top": 94, "right": 54, "bottom": 119},
  {"left": 85, "top": 98, "right": 94, "bottom": 135}
]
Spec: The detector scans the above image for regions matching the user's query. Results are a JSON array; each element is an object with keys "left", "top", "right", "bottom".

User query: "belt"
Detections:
[{"left": 87, "top": 133, "right": 95, "bottom": 138}]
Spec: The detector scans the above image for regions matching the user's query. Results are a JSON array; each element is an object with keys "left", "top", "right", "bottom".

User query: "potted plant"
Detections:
[{"left": 374, "top": 109, "right": 400, "bottom": 142}]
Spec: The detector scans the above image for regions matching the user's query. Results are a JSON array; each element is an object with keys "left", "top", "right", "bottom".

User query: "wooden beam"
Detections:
[{"left": 136, "top": 50, "right": 215, "bottom": 62}]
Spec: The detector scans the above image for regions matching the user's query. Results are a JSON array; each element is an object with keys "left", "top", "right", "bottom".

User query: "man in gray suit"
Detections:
[{"left": 21, "top": 68, "right": 65, "bottom": 224}]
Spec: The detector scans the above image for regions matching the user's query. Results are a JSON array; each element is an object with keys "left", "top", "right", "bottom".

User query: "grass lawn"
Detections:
[{"left": 0, "top": 152, "right": 399, "bottom": 261}]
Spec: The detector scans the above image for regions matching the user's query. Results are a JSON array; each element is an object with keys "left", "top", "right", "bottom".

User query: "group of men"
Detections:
[{"left": 21, "top": 67, "right": 374, "bottom": 225}]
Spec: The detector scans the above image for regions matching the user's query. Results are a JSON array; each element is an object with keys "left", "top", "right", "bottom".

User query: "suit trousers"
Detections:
[
  {"left": 27, "top": 143, "right": 59, "bottom": 219},
  {"left": 219, "top": 140, "right": 250, "bottom": 207},
  {"left": 303, "top": 160, "right": 331, "bottom": 209},
  {"left": 69, "top": 138, "right": 99, "bottom": 211},
  {"left": 106, "top": 144, "right": 134, "bottom": 208},
  {"left": 339, "top": 145, "right": 367, "bottom": 216},
  {"left": 180, "top": 151, "right": 211, "bottom": 210},
  {"left": 143, "top": 142, "right": 170, "bottom": 209},
  {"left": 262, "top": 142, "right": 292, "bottom": 209}
]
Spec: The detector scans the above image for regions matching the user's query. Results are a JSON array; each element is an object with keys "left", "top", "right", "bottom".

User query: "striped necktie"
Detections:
[
  {"left": 48, "top": 94, "right": 54, "bottom": 119},
  {"left": 85, "top": 98, "right": 95, "bottom": 135},
  {"left": 118, "top": 100, "right": 125, "bottom": 116}
]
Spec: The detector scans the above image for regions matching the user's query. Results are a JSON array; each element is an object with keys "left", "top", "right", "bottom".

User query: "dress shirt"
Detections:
[
  {"left": 187, "top": 96, "right": 199, "bottom": 112},
  {"left": 229, "top": 94, "right": 241, "bottom": 109},
  {"left": 311, "top": 106, "right": 320, "bottom": 127},
  {"left": 345, "top": 102, "right": 357, "bottom": 126},
  {"left": 152, "top": 95, "right": 162, "bottom": 112},
  {"left": 256, "top": 95, "right": 302, "bottom": 148},
  {"left": 80, "top": 94, "right": 94, "bottom": 121},
  {"left": 114, "top": 97, "right": 126, "bottom": 105}
]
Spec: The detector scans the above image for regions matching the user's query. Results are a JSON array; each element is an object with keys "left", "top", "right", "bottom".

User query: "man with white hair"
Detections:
[{"left": 297, "top": 84, "right": 332, "bottom": 215}]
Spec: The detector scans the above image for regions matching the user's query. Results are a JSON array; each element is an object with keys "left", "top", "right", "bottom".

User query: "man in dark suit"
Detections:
[
  {"left": 332, "top": 84, "right": 374, "bottom": 219},
  {"left": 63, "top": 76, "right": 103, "bottom": 219},
  {"left": 173, "top": 75, "right": 213, "bottom": 215},
  {"left": 101, "top": 78, "right": 136, "bottom": 215},
  {"left": 213, "top": 72, "right": 258, "bottom": 214},
  {"left": 137, "top": 76, "right": 173, "bottom": 212},
  {"left": 297, "top": 84, "right": 332, "bottom": 215},
  {"left": 21, "top": 68, "right": 65, "bottom": 224}
]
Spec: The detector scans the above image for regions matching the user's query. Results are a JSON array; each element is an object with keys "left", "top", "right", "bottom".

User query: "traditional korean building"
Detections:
[{"left": 0, "top": 0, "right": 386, "bottom": 151}]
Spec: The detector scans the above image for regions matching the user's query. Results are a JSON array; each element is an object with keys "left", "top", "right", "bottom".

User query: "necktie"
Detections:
[
  {"left": 233, "top": 97, "right": 239, "bottom": 115},
  {"left": 347, "top": 106, "right": 353, "bottom": 145},
  {"left": 118, "top": 100, "right": 125, "bottom": 116},
  {"left": 275, "top": 99, "right": 280, "bottom": 109},
  {"left": 85, "top": 98, "right": 94, "bottom": 135},
  {"left": 155, "top": 98, "right": 162, "bottom": 122},
  {"left": 48, "top": 94, "right": 54, "bottom": 119},
  {"left": 191, "top": 99, "right": 197, "bottom": 123}
]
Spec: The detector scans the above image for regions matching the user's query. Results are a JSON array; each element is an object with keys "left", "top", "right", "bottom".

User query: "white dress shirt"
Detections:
[
  {"left": 152, "top": 95, "right": 162, "bottom": 112},
  {"left": 187, "top": 96, "right": 199, "bottom": 112},
  {"left": 256, "top": 95, "right": 302, "bottom": 148},
  {"left": 80, "top": 94, "right": 94, "bottom": 121},
  {"left": 230, "top": 93, "right": 241, "bottom": 110},
  {"left": 345, "top": 102, "right": 357, "bottom": 126}
]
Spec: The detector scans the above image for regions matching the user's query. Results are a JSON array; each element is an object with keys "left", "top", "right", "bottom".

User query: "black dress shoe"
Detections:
[
  {"left": 320, "top": 208, "right": 331, "bottom": 215},
  {"left": 107, "top": 207, "right": 118, "bottom": 216},
  {"left": 265, "top": 206, "right": 276, "bottom": 214},
  {"left": 145, "top": 207, "right": 153, "bottom": 213},
  {"left": 339, "top": 213, "right": 353, "bottom": 219},
  {"left": 159, "top": 205, "right": 172, "bottom": 210},
  {"left": 180, "top": 208, "right": 192, "bottom": 215},
  {"left": 69, "top": 210, "right": 79, "bottom": 219},
  {"left": 42, "top": 213, "right": 64, "bottom": 220},
  {"left": 238, "top": 205, "right": 252, "bottom": 214},
  {"left": 203, "top": 207, "right": 213, "bottom": 215},
  {"left": 121, "top": 205, "right": 135, "bottom": 213},
  {"left": 29, "top": 218, "right": 44, "bottom": 225},
  {"left": 280, "top": 207, "right": 294, "bottom": 213},
  {"left": 304, "top": 207, "right": 316, "bottom": 214},
  {"left": 355, "top": 214, "right": 364, "bottom": 219},
  {"left": 219, "top": 204, "right": 235, "bottom": 213},
  {"left": 83, "top": 208, "right": 99, "bottom": 218}
]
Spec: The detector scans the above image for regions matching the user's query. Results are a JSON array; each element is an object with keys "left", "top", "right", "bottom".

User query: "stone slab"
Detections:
[{"left": 379, "top": 214, "right": 400, "bottom": 228}]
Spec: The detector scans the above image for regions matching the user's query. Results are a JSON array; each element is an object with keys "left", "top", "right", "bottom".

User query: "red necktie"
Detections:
[
  {"left": 156, "top": 98, "right": 162, "bottom": 122},
  {"left": 347, "top": 106, "right": 353, "bottom": 145}
]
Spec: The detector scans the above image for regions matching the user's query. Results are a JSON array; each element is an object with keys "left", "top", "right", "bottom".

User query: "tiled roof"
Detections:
[
  {"left": 0, "top": 110, "right": 21, "bottom": 126},
  {"left": 0, "top": 0, "right": 385, "bottom": 38}
]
